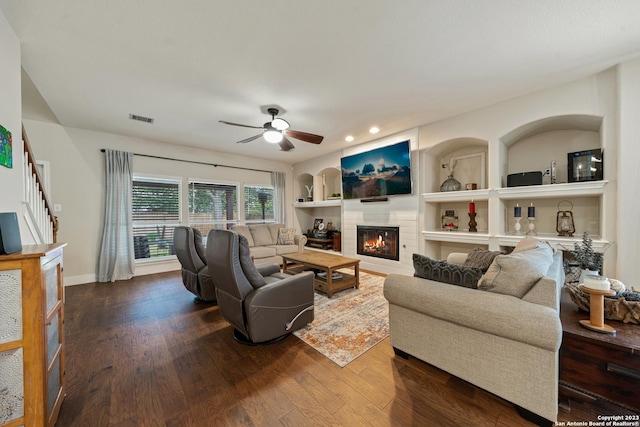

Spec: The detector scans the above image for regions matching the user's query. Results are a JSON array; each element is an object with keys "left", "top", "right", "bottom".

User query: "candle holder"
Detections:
[
  {"left": 526, "top": 217, "right": 537, "bottom": 236},
  {"left": 578, "top": 285, "right": 616, "bottom": 335},
  {"left": 468, "top": 212, "right": 477, "bottom": 232},
  {"left": 514, "top": 217, "right": 522, "bottom": 234}
]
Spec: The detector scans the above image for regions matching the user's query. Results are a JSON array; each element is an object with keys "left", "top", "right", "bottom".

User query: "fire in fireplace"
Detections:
[{"left": 356, "top": 225, "right": 399, "bottom": 261}]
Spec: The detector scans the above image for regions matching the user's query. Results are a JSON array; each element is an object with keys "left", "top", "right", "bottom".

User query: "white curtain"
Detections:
[
  {"left": 97, "top": 150, "right": 135, "bottom": 282},
  {"left": 272, "top": 171, "right": 286, "bottom": 224}
]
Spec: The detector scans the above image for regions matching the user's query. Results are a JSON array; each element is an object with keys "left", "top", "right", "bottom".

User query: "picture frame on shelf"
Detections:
[
  {"left": 313, "top": 218, "right": 323, "bottom": 230},
  {"left": 441, "top": 209, "right": 459, "bottom": 231}
]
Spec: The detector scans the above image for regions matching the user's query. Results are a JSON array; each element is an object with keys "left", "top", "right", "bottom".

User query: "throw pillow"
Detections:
[
  {"left": 512, "top": 236, "right": 553, "bottom": 254},
  {"left": 413, "top": 254, "right": 483, "bottom": 289},
  {"left": 277, "top": 228, "right": 296, "bottom": 245},
  {"left": 237, "top": 233, "right": 267, "bottom": 288},
  {"left": 478, "top": 244, "right": 554, "bottom": 298},
  {"left": 463, "top": 247, "right": 502, "bottom": 272}
]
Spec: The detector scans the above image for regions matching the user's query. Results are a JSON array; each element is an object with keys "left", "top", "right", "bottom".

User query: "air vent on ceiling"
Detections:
[{"left": 129, "top": 113, "right": 155, "bottom": 124}]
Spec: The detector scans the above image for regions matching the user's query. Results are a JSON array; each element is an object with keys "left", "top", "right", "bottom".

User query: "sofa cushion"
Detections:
[
  {"left": 249, "top": 246, "right": 277, "bottom": 259},
  {"left": 267, "top": 223, "right": 285, "bottom": 243},
  {"left": 232, "top": 225, "right": 255, "bottom": 247},
  {"left": 413, "top": 254, "right": 483, "bottom": 289},
  {"left": 463, "top": 247, "right": 502, "bottom": 272},
  {"left": 249, "top": 225, "right": 274, "bottom": 247},
  {"left": 277, "top": 227, "right": 296, "bottom": 245},
  {"left": 238, "top": 234, "right": 266, "bottom": 288},
  {"left": 478, "top": 244, "right": 554, "bottom": 298}
]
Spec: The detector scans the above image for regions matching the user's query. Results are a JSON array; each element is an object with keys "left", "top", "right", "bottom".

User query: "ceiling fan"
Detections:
[{"left": 219, "top": 107, "right": 324, "bottom": 152}]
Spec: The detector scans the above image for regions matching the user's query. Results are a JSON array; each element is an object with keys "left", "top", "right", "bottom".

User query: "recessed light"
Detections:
[
  {"left": 369, "top": 127, "right": 380, "bottom": 134},
  {"left": 345, "top": 135, "right": 354, "bottom": 142}
]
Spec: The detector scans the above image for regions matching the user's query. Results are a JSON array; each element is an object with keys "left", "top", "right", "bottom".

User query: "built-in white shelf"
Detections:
[
  {"left": 495, "top": 181, "right": 607, "bottom": 200},
  {"left": 422, "top": 189, "right": 491, "bottom": 202},
  {"left": 293, "top": 199, "right": 342, "bottom": 208},
  {"left": 422, "top": 230, "right": 491, "bottom": 244},
  {"left": 495, "top": 233, "right": 611, "bottom": 251}
]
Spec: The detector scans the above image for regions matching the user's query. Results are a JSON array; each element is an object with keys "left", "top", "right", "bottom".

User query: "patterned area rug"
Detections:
[{"left": 293, "top": 271, "right": 389, "bottom": 367}]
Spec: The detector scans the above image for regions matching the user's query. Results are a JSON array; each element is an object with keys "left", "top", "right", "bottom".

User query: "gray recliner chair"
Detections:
[
  {"left": 173, "top": 226, "right": 217, "bottom": 303},
  {"left": 206, "top": 229, "right": 315, "bottom": 344}
]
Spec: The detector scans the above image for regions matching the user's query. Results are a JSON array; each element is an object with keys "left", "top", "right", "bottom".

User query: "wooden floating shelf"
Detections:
[
  {"left": 422, "top": 189, "right": 491, "bottom": 202},
  {"left": 495, "top": 181, "right": 608, "bottom": 200}
]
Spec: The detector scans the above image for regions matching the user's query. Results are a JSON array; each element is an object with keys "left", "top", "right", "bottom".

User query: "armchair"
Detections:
[
  {"left": 206, "top": 229, "right": 315, "bottom": 344},
  {"left": 173, "top": 226, "right": 217, "bottom": 303}
]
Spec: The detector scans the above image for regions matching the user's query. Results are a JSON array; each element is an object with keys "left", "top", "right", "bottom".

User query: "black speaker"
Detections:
[
  {"left": 507, "top": 171, "right": 543, "bottom": 187},
  {"left": 0, "top": 212, "right": 22, "bottom": 255}
]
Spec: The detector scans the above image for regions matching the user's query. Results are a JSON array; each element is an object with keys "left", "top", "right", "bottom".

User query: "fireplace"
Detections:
[{"left": 356, "top": 225, "right": 400, "bottom": 261}]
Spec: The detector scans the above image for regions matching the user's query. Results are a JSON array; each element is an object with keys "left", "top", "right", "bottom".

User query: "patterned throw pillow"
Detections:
[
  {"left": 413, "top": 254, "right": 483, "bottom": 289},
  {"left": 463, "top": 247, "right": 503, "bottom": 272},
  {"left": 277, "top": 228, "right": 296, "bottom": 245}
]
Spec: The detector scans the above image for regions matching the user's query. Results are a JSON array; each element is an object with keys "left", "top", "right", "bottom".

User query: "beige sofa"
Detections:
[
  {"left": 383, "top": 245, "right": 564, "bottom": 424},
  {"left": 231, "top": 223, "right": 306, "bottom": 265}
]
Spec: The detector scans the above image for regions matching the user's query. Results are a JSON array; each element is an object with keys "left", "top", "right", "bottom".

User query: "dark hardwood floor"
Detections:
[{"left": 58, "top": 271, "right": 633, "bottom": 426}]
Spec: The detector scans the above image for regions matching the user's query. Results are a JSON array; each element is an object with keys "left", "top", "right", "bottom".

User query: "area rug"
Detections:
[{"left": 293, "top": 271, "right": 389, "bottom": 367}]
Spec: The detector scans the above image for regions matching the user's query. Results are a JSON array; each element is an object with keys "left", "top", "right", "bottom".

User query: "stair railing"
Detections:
[{"left": 21, "top": 125, "right": 58, "bottom": 243}]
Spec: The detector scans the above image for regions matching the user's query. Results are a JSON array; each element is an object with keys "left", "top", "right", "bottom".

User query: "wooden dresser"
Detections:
[
  {"left": 559, "top": 288, "right": 640, "bottom": 412},
  {"left": 0, "top": 243, "right": 66, "bottom": 427}
]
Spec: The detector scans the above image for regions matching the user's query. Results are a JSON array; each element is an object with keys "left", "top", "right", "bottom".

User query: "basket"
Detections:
[{"left": 565, "top": 284, "right": 640, "bottom": 324}]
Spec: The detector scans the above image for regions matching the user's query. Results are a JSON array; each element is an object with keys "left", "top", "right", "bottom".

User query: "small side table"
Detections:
[{"left": 578, "top": 285, "right": 616, "bottom": 335}]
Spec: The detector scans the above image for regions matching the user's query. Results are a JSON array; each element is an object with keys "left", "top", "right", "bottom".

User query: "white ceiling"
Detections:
[{"left": 2, "top": 1, "right": 640, "bottom": 163}]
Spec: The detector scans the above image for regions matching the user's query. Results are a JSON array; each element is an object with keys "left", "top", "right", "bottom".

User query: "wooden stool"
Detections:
[{"left": 578, "top": 285, "right": 616, "bottom": 335}]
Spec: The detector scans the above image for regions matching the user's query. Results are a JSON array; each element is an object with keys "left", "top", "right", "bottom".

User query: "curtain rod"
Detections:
[{"left": 99, "top": 149, "right": 273, "bottom": 174}]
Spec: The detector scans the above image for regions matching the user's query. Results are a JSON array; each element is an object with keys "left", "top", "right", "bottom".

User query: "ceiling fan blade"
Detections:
[
  {"left": 236, "top": 133, "right": 263, "bottom": 144},
  {"left": 279, "top": 136, "right": 295, "bottom": 152},
  {"left": 219, "top": 120, "right": 265, "bottom": 130},
  {"left": 284, "top": 129, "right": 324, "bottom": 144}
]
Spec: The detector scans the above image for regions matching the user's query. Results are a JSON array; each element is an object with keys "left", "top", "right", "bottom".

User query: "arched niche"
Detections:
[
  {"left": 294, "top": 173, "right": 314, "bottom": 201},
  {"left": 423, "top": 137, "right": 488, "bottom": 193},
  {"left": 500, "top": 115, "right": 603, "bottom": 184},
  {"left": 317, "top": 167, "right": 341, "bottom": 200}
]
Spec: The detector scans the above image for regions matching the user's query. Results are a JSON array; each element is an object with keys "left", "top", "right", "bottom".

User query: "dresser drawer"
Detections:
[{"left": 560, "top": 334, "right": 640, "bottom": 410}]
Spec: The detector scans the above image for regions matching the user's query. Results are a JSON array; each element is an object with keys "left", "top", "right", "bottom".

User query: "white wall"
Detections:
[
  {"left": 0, "top": 11, "right": 32, "bottom": 244},
  {"left": 23, "top": 120, "right": 294, "bottom": 285},
  {"left": 617, "top": 58, "right": 640, "bottom": 282}
]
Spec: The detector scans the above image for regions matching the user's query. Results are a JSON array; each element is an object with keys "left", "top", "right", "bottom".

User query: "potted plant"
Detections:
[{"left": 565, "top": 231, "right": 615, "bottom": 282}]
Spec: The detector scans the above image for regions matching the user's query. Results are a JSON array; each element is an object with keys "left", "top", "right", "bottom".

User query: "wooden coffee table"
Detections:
[{"left": 282, "top": 252, "right": 360, "bottom": 297}]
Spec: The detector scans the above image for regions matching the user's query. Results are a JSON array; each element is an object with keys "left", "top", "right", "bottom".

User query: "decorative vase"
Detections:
[
  {"left": 579, "top": 269, "right": 599, "bottom": 284},
  {"left": 440, "top": 175, "right": 461, "bottom": 192}
]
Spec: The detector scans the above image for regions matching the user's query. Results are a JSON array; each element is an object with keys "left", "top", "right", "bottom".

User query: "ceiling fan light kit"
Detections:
[
  {"left": 264, "top": 129, "right": 284, "bottom": 143},
  {"left": 220, "top": 106, "right": 324, "bottom": 152}
]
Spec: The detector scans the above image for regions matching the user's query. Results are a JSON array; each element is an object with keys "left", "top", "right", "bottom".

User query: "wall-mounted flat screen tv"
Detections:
[{"left": 341, "top": 140, "right": 412, "bottom": 199}]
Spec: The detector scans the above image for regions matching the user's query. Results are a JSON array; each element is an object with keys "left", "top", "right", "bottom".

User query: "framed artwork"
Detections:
[
  {"left": 0, "top": 125, "right": 12, "bottom": 169},
  {"left": 313, "top": 218, "right": 323, "bottom": 229},
  {"left": 326, "top": 222, "right": 333, "bottom": 230}
]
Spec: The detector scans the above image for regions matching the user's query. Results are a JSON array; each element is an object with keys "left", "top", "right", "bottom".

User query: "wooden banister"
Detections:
[{"left": 21, "top": 124, "right": 59, "bottom": 242}]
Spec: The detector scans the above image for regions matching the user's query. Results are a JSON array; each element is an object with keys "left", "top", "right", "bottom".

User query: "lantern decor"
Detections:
[{"left": 556, "top": 200, "right": 575, "bottom": 237}]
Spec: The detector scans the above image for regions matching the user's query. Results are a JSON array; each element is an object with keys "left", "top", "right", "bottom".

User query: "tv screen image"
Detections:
[{"left": 341, "top": 140, "right": 412, "bottom": 199}]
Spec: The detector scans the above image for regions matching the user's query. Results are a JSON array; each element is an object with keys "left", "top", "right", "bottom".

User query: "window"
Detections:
[
  {"left": 244, "top": 185, "right": 275, "bottom": 224},
  {"left": 132, "top": 176, "right": 181, "bottom": 259},
  {"left": 188, "top": 180, "right": 239, "bottom": 241}
]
